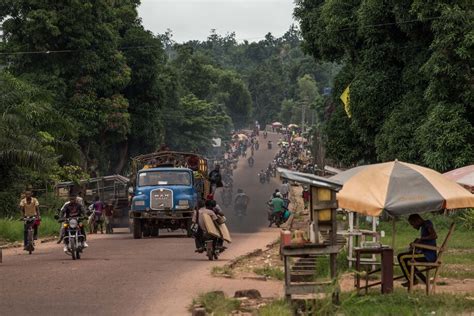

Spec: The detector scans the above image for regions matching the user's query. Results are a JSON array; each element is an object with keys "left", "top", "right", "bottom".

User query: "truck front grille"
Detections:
[{"left": 150, "top": 189, "right": 173, "bottom": 210}]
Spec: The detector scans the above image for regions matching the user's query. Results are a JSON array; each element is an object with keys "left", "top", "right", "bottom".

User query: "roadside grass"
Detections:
[
  {"left": 0, "top": 216, "right": 59, "bottom": 242},
  {"left": 312, "top": 289, "right": 474, "bottom": 316},
  {"left": 258, "top": 299, "right": 292, "bottom": 316},
  {"left": 253, "top": 266, "right": 285, "bottom": 280},
  {"left": 191, "top": 291, "right": 240, "bottom": 316},
  {"left": 211, "top": 265, "right": 234, "bottom": 278}
]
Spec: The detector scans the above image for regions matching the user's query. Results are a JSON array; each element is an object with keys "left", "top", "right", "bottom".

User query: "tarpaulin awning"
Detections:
[{"left": 330, "top": 160, "right": 474, "bottom": 217}]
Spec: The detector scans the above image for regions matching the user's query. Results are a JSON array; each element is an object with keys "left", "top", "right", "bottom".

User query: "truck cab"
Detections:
[{"left": 129, "top": 152, "right": 209, "bottom": 238}]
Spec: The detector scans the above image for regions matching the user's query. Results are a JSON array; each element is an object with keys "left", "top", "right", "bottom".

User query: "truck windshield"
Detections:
[{"left": 138, "top": 171, "right": 191, "bottom": 186}]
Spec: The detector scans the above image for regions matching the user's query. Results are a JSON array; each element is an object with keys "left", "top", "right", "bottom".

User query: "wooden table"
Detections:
[{"left": 355, "top": 247, "right": 393, "bottom": 294}]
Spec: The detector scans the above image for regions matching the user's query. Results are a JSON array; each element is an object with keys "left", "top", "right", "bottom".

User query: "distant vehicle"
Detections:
[
  {"left": 55, "top": 175, "right": 130, "bottom": 228},
  {"left": 129, "top": 151, "right": 210, "bottom": 239}
]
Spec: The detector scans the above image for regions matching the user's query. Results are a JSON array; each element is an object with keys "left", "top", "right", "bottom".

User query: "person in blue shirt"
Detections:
[{"left": 397, "top": 214, "right": 438, "bottom": 287}]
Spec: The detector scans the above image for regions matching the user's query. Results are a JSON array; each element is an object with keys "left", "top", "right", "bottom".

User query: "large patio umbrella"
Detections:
[
  {"left": 443, "top": 165, "right": 474, "bottom": 193},
  {"left": 271, "top": 121, "right": 283, "bottom": 127},
  {"left": 293, "top": 136, "right": 307, "bottom": 143},
  {"left": 330, "top": 160, "right": 474, "bottom": 217},
  {"left": 288, "top": 124, "right": 299, "bottom": 129},
  {"left": 233, "top": 133, "right": 248, "bottom": 141}
]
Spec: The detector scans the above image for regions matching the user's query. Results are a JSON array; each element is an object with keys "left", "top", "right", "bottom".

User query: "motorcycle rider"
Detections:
[
  {"left": 258, "top": 170, "right": 266, "bottom": 184},
  {"left": 58, "top": 195, "right": 88, "bottom": 251},
  {"left": 234, "top": 189, "right": 250, "bottom": 216},
  {"left": 247, "top": 155, "right": 254, "bottom": 167}
]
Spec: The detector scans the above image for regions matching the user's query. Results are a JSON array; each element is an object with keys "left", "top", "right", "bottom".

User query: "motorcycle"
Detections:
[
  {"left": 221, "top": 186, "right": 233, "bottom": 207},
  {"left": 265, "top": 169, "right": 271, "bottom": 183},
  {"left": 267, "top": 199, "right": 291, "bottom": 227},
  {"left": 267, "top": 141, "right": 272, "bottom": 150},
  {"left": 259, "top": 173, "right": 266, "bottom": 184},
  {"left": 204, "top": 236, "right": 226, "bottom": 261},
  {"left": 60, "top": 217, "right": 86, "bottom": 260}
]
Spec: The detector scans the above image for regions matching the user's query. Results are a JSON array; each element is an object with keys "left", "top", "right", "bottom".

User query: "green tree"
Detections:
[{"left": 295, "top": 0, "right": 474, "bottom": 170}]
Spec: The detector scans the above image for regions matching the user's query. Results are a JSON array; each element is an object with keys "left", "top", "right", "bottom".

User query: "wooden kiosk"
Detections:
[{"left": 278, "top": 169, "right": 343, "bottom": 302}]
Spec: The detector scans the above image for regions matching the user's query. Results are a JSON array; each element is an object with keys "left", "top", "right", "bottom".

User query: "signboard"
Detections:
[{"left": 212, "top": 138, "right": 222, "bottom": 147}]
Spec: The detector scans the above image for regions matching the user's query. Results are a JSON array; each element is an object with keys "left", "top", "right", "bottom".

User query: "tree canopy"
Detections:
[{"left": 295, "top": 0, "right": 473, "bottom": 171}]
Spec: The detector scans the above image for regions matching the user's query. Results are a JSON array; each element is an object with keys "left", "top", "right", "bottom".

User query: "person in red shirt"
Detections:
[{"left": 104, "top": 202, "right": 114, "bottom": 234}]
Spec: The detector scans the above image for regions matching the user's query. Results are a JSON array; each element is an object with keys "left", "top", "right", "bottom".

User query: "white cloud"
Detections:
[{"left": 137, "top": 0, "right": 296, "bottom": 42}]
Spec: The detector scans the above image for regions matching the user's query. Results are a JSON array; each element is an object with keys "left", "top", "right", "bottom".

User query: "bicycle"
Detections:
[{"left": 22, "top": 216, "right": 37, "bottom": 254}]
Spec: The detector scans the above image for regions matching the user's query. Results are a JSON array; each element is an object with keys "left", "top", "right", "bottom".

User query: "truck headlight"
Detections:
[{"left": 135, "top": 200, "right": 145, "bottom": 206}]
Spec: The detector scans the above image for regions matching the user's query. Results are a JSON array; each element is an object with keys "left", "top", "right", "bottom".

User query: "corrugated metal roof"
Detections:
[{"left": 277, "top": 168, "right": 343, "bottom": 191}]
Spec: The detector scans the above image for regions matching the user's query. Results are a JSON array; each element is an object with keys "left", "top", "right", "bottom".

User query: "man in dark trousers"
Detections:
[{"left": 397, "top": 214, "right": 438, "bottom": 287}]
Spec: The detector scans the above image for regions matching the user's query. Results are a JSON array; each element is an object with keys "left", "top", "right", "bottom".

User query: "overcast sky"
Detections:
[{"left": 137, "top": 0, "right": 297, "bottom": 43}]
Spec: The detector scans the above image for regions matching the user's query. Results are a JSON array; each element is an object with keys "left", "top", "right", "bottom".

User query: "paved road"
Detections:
[{"left": 0, "top": 132, "right": 282, "bottom": 316}]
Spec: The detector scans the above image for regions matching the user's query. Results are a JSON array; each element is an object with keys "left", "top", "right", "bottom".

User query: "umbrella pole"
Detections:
[{"left": 391, "top": 217, "right": 396, "bottom": 250}]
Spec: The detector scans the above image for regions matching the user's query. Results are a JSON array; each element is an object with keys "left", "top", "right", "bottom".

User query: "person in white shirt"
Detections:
[{"left": 279, "top": 180, "right": 290, "bottom": 199}]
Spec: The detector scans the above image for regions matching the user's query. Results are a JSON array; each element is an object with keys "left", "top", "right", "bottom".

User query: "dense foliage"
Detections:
[
  {"left": 294, "top": 0, "right": 473, "bottom": 171},
  {"left": 0, "top": 1, "right": 337, "bottom": 215}
]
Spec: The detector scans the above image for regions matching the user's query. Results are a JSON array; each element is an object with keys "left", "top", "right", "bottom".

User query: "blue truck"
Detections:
[{"left": 129, "top": 151, "right": 210, "bottom": 238}]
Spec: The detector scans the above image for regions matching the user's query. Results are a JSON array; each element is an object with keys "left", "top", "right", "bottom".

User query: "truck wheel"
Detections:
[
  {"left": 133, "top": 219, "right": 142, "bottom": 239},
  {"left": 151, "top": 226, "right": 159, "bottom": 237}
]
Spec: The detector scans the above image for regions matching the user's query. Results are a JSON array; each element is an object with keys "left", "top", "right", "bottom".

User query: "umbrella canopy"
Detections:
[
  {"left": 271, "top": 122, "right": 283, "bottom": 127},
  {"left": 331, "top": 160, "right": 474, "bottom": 217},
  {"left": 293, "top": 136, "right": 307, "bottom": 143},
  {"left": 288, "top": 124, "right": 299, "bottom": 129},
  {"left": 444, "top": 165, "right": 474, "bottom": 193},
  {"left": 233, "top": 133, "right": 248, "bottom": 141}
]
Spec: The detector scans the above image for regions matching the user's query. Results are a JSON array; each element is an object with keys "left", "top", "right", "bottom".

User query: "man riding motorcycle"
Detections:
[
  {"left": 58, "top": 195, "right": 88, "bottom": 251},
  {"left": 268, "top": 192, "right": 286, "bottom": 227},
  {"left": 258, "top": 170, "right": 266, "bottom": 184},
  {"left": 234, "top": 189, "right": 250, "bottom": 216},
  {"left": 247, "top": 156, "right": 254, "bottom": 167}
]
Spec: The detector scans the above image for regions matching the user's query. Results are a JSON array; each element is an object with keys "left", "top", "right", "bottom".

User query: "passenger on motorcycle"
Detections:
[
  {"left": 234, "top": 189, "right": 250, "bottom": 216},
  {"left": 19, "top": 191, "right": 41, "bottom": 249},
  {"left": 206, "top": 194, "right": 224, "bottom": 217},
  {"left": 269, "top": 192, "right": 286, "bottom": 222},
  {"left": 58, "top": 195, "right": 88, "bottom": 251},
  {"left": 194, "top": 200, "right": 219, "bottom": 253}
]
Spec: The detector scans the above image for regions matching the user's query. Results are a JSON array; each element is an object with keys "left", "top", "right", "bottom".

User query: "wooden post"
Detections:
[{"left": 391, "top": 217, "right": 396, "bottom": 250}]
